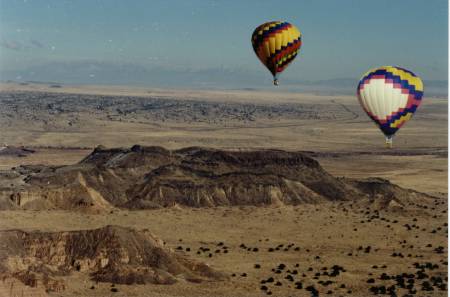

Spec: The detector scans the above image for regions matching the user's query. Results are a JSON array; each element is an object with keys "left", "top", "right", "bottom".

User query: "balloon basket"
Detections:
[{"left": 385, "top": 137, "right": 393, "bottom": 149}]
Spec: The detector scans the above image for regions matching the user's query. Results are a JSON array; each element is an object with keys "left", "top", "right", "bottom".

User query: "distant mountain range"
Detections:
[
  {"left": 1, "top": 61, "right": 447, "bottom": 96},
  {"left": 280, "top": 78, "right": 448, "bottom": 97}
]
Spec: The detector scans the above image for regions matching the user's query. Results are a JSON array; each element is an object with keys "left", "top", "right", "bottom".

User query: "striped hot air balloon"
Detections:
[
  {"left": 357, "top": 66, "right": 424, "bottom": 148},
  {"left": 251, "top": 21, "right": 302, "bottom": 85}
]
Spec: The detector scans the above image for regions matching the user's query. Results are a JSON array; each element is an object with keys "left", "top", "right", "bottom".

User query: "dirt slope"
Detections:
[{"left": 0, "top": 225, "right": 225, "bottom": 293}]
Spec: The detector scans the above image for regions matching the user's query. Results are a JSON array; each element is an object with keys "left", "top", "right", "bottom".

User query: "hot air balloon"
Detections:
[
  {"left": 251, "top": 21, "right": 302, "bottom": 85},
  {"left": 357, "top": 66, "right": 424, "bottom": 148}
]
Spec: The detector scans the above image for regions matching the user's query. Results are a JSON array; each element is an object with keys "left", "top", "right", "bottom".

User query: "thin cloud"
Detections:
[
  {"left": 0, "top": 39, "right": 46, "bottom": 51},
  {"left": 0, "top": 40, "right": 23, "bottom": 51},
  {"left": 30, "top": 39, "right": 44, "bottom": 48}
]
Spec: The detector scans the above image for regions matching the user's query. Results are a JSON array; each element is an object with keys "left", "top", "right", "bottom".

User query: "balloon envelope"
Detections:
[
  {"left": 251, "top": 21, "right": 302, "bottom": 85},
  {"left": 357, "top": 66, "right": 424, "bottom": 142}
]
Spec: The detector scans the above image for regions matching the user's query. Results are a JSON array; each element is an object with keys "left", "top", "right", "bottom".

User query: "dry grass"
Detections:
[{"left": 0, "top": 83, "right": 446, "bottom": 296}]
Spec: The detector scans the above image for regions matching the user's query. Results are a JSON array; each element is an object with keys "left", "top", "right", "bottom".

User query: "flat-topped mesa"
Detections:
[
  {"left": 80, "top": 145, "right": 173, "bottom": 168},
  {"left": 81, "top": 145, "right": 318, "bottom": 170},
  {"left": 0, "top": 145, "right": 438, "bottom": 211},
  {"left": 344, "top": 177, "right": 437, "bottom": 210},
  {"left": 0, "top": 146, "right": 35, "bottom": 157},
  {"left": 124, "top": 147, "right": 354, "bottom": 208},
  {"left": 0, "top": 225, "right": 225, "bottom": 291},
  {"left": 177, "top": 147, "right": 321, "bottom": 168}
]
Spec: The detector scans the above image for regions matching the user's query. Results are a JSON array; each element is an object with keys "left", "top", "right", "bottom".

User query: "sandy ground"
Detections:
[
  {"left": 0, "top": 83, "right": 447, "bottom": 296},
  {"left": 0, "top": 83, "right": 447, "bottom": 193},
  {"left": 0, "top": 82, "right": 447, "bottom": 152},
  {"left": 0, "top": 203, "right": 447, "bottom": 297}
]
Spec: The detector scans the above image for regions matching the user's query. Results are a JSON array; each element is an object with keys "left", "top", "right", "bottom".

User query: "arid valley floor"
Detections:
[{"left": 0, "top": 82, "right": 447, "bottom": 297}]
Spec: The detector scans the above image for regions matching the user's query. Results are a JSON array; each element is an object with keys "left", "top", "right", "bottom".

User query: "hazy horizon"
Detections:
[{"left": 0, "top": 0, "right": 448, "bottom": 92}]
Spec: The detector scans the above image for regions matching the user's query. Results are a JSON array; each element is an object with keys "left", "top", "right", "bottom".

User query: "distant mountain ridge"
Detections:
[{"left": 1, "top": 61, "right": 447, "bottom": 96}]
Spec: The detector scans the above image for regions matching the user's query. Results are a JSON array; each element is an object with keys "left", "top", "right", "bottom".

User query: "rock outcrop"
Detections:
[
  {"left": 0, "top": 145, "right": 438, "bottom": 211},
  {"left": 0, "top": 146, "right": 35, "bottom": 157},
  {"left": 0, "top": 225, "right": 225, "bottom": 292}
]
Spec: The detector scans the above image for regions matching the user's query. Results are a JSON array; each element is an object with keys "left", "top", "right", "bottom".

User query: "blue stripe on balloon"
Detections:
[
  {"left": 252, "top": 22, "right": 290, "bottom": 51},
  {"left": 357, "top": 68, "right": 423, "bottom": 136},
  {"left": 358, "top": 69, "right": 423, "bottom": 100}
]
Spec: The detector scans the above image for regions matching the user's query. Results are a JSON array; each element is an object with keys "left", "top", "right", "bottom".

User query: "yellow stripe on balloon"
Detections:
[
  {"left": 275, "top": 31, "right": 282, "bottom": 51},
  {"left": 362, "top": 66, "right": 424, "bottom": 92},
  {"left": 387, "top": 67, "right": 424, "bottom": 91},
  {"left": 277, "top": 51, "right": 297, "bottom": 66},
  {"left": 292, "top": 26, "right": 301, "bottom": 39},
  {"left": 390, "top": 113, "right": 413, "bottom": 128},
  {"left": 287, "top": 27, "right": 297, "bottom": 44},
  {"left": 251, "top": 21, "right": 302, "bottom": 81},
  {"left": 281, "top": 28, "right": 288, "bottom": 47},
  {"left": 269, "top": 37, "right": 276, "bottom": 54}
]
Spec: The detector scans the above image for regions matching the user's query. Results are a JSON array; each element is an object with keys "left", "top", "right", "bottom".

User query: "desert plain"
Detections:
[{"left": 0, "top": 82, "right": 447, "bottom": 297}]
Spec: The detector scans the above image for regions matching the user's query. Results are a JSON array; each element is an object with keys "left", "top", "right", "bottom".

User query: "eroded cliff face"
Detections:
[
  {"left": 0, "top": 225, "right": 225, "bottom": 293},
  {"left": 0, "top": 277, "right": 50, "bottom": 297},
  {"left": 0, "top": 145, "right": 438, "bottom": 211}
]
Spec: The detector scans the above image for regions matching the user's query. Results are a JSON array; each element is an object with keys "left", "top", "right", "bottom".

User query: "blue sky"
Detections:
[{"left": 0, "top": 0, "right": 447, "bottom": 88}]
